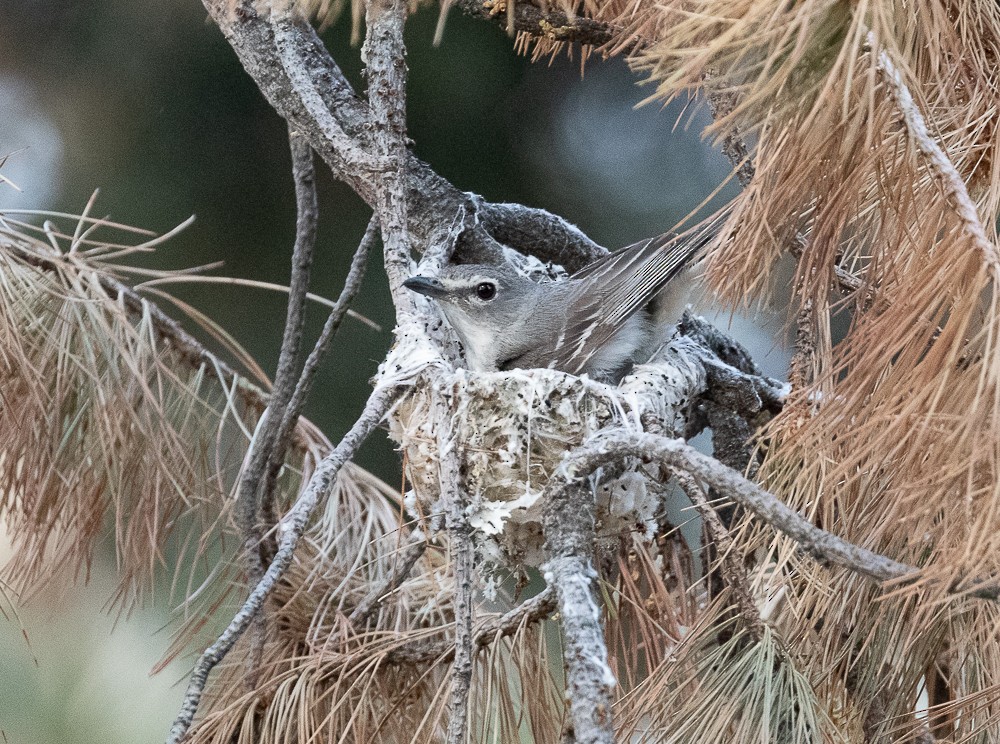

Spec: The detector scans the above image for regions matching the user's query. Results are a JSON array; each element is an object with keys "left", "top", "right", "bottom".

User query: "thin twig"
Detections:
[
  {"left": 556, "top": 430, "right": 1000, "bottom": 600},
  {"left": 385, "top": 587, "right": 556, "bottom": 665},
  {"left": 347, "top": 533, "right": 428, "bottom": 628},
  {"left": 702, "top": 80, "right": 756, "bottom": 189},
  {"left": 238, "top": 126, "right": 319, "bottom": 686},
  {"left": 260, "top": 214, "right": 379, "bottom": 535},
  {"left": 699, "top": 82, "right": 865, "bottom": 300},
  {"left": 542, "top": 467, "right": 616, "bottom": 743},
  {"left": 434, "top": 385, "right": 474, "bottom": 744},
  {"left": 165, "top": 386, "right": 401, "bottom": 744},
  {"left": 870, "top": 32, "right": 1000, "bottom": 272}
]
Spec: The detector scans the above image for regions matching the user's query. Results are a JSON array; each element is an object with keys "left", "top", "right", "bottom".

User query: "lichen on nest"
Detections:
[{"left": 381, "top": 328, "right": 707, "bottom": 568}]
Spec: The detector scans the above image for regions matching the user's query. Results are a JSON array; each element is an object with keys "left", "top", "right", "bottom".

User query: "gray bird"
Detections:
[{"left": 403, "top": 229, "right": 710, "bottom": 382}]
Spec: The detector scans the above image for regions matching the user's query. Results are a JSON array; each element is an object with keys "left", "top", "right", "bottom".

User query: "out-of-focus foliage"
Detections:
[
  {"left": 486, "top": 0, "right": 1000, "bottom": 739},
  {"left": 0, "top": 1, "right": 742, "bottom": 741}
]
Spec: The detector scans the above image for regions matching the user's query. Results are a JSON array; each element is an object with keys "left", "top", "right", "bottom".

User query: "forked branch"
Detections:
[
  {"left": 202, "top": 0, "right": 607, "bottom": 271},
  {"left": 554, "top": 431, "right": 1000, "bottom": 600},
  {"left": 238, "top": 127, "right": 319, "bottom": 683}
]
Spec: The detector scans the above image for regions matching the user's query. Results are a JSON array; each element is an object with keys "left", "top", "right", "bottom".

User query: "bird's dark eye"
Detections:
[{"left": 475, "top": 282, "right": 497, "bottom": 301}]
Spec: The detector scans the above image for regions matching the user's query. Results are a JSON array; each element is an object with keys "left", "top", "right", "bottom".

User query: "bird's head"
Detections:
[{"left": 403, "top": 264, "right": 542, "bottom": 370}]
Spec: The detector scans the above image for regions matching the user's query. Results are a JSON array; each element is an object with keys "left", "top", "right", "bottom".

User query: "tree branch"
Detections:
[
  {"left": 238, "top": 126, "right": 319, "bottom": 685},
  {"left": 201, "top": 0, "right": 606, "bottom": 271},
  {"left": 555, "top": 430, "right": 1000, "bottom": 600},
  {"left": 451, "top": 0, "right": 626, "bottom": 49},
  {"left": 675, "top": 470, "right": 765, "bottom": 638},
  {"left": 560, "top": 431, "right": 912, "bottom": 582},
  {"left": 166, "top": 385, "right": 402, "bottom": 744},
  {"left": 435, "top": 383, "right": 475, "bottom": 744},
  {"left": 261, "top": 214, "right": 379, "bottom": 535},
  {"left": 543, "top": 469, "right": 616, "bottom": 743},
  {"left": 870, "top": 33, "right": 1000, "bottom": 272},
  {"left": 347, "top": 533, "right": 428, "bottom": 627},
  {"left": 677, "top": 314, "right": 787, "bottom": 420},
  {"left": 384, "top": 586, "right": 556, "bottom": 665},
  {"left": 362, "top": 0, "right": 417, "bottom": 317}
]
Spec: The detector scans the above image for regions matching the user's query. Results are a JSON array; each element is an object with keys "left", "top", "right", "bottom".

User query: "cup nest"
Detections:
[{"left": 385, "top": 337, "right": 706, "bottom": 569}]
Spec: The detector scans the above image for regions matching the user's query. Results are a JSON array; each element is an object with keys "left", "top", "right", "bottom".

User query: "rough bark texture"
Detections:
[
  {"left": 202, "top": 0, "right": 607, "bottom": 271},
  {"left": 543, "top": 481, "right": 616, "bottom": 744}
]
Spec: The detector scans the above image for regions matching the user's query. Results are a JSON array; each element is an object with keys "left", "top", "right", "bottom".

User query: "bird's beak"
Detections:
[{"left": 403, "top": 275, "right": 447, "bottom": 298}]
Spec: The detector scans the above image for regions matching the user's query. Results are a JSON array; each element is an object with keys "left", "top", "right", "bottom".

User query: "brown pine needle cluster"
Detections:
[
  {"left": 0, "top": 208, "right": 377, "bottom": 652},
  {"left": 443, "top": 0, "right": 1000, "bottom": 738},
  {"left": 8, "top": 0, "right": 1000, "bottom": 741}
]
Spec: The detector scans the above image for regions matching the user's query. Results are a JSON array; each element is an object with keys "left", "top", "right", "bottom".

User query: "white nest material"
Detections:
[{"left": 379, "top": 318, "right": 709, "bottom": 568}]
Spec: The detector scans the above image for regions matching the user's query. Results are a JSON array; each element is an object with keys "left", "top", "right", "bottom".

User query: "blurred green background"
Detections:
[{"left": 0, "top": 0, "right": 786, "bottom": 740}]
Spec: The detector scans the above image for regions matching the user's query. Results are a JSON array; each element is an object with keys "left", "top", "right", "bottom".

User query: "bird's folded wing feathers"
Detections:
[{"left": 551, "top": 226, "right": 714, "bottom": 375}]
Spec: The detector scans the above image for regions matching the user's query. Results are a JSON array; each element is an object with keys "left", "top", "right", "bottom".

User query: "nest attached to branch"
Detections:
[{"left": 386, "top": 334, "right": 708, "bottom": 568}]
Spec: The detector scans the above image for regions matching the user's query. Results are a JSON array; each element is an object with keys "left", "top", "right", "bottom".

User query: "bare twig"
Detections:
[
  {"left": 542, "top": 471, "right": 616, "bottom": 743},
  {"left": 870, "top": 33, "right": 1000, "bottom": 272},
  {"left": 434, "top": 385, "right": 475, "bottom": 744},
  {"left": 260, "top": 214, "right": 379, "bottom": 534},
  {"left": 385, "top": 587, "right": 556, "bottom": 665},
  {"left": 789, "top": 298, "right": 818, "bottom": 391},
  {"left": 557, "top": 430, "right": 913, "bottom": 584},
  {"left": 201, "top": 0, "right": 607, "bottom": 271},
  {"left": 699, "top": 81, "right": 865, "bottom": 300},
  {"left": 347, "top": 533, "right": 428, "bottom": 628},
  {"left": 166, "top": 386, "right": 402, "bottom": 744},
  {"left": 238, "top": 126, "right": 319, "bottom": 685}
]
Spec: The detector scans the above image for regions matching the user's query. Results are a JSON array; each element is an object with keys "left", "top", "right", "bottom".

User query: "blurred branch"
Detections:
[
  {"left": 166, "top": 384, "right": 402, "bottom": 744},
  {"left": 870, "top": 33, "right": 1000, "bottom": 271},
  {"left": 239, "top": 127, "right": 319, "bottom": 686},
  {"left": 201, "top": 0, "right": 607, "bottom": 271}
]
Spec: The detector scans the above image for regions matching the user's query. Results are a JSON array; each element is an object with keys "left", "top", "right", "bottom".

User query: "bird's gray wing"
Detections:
[{"left": 549, "top": 226, "right": 713, "bottom": 375}]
